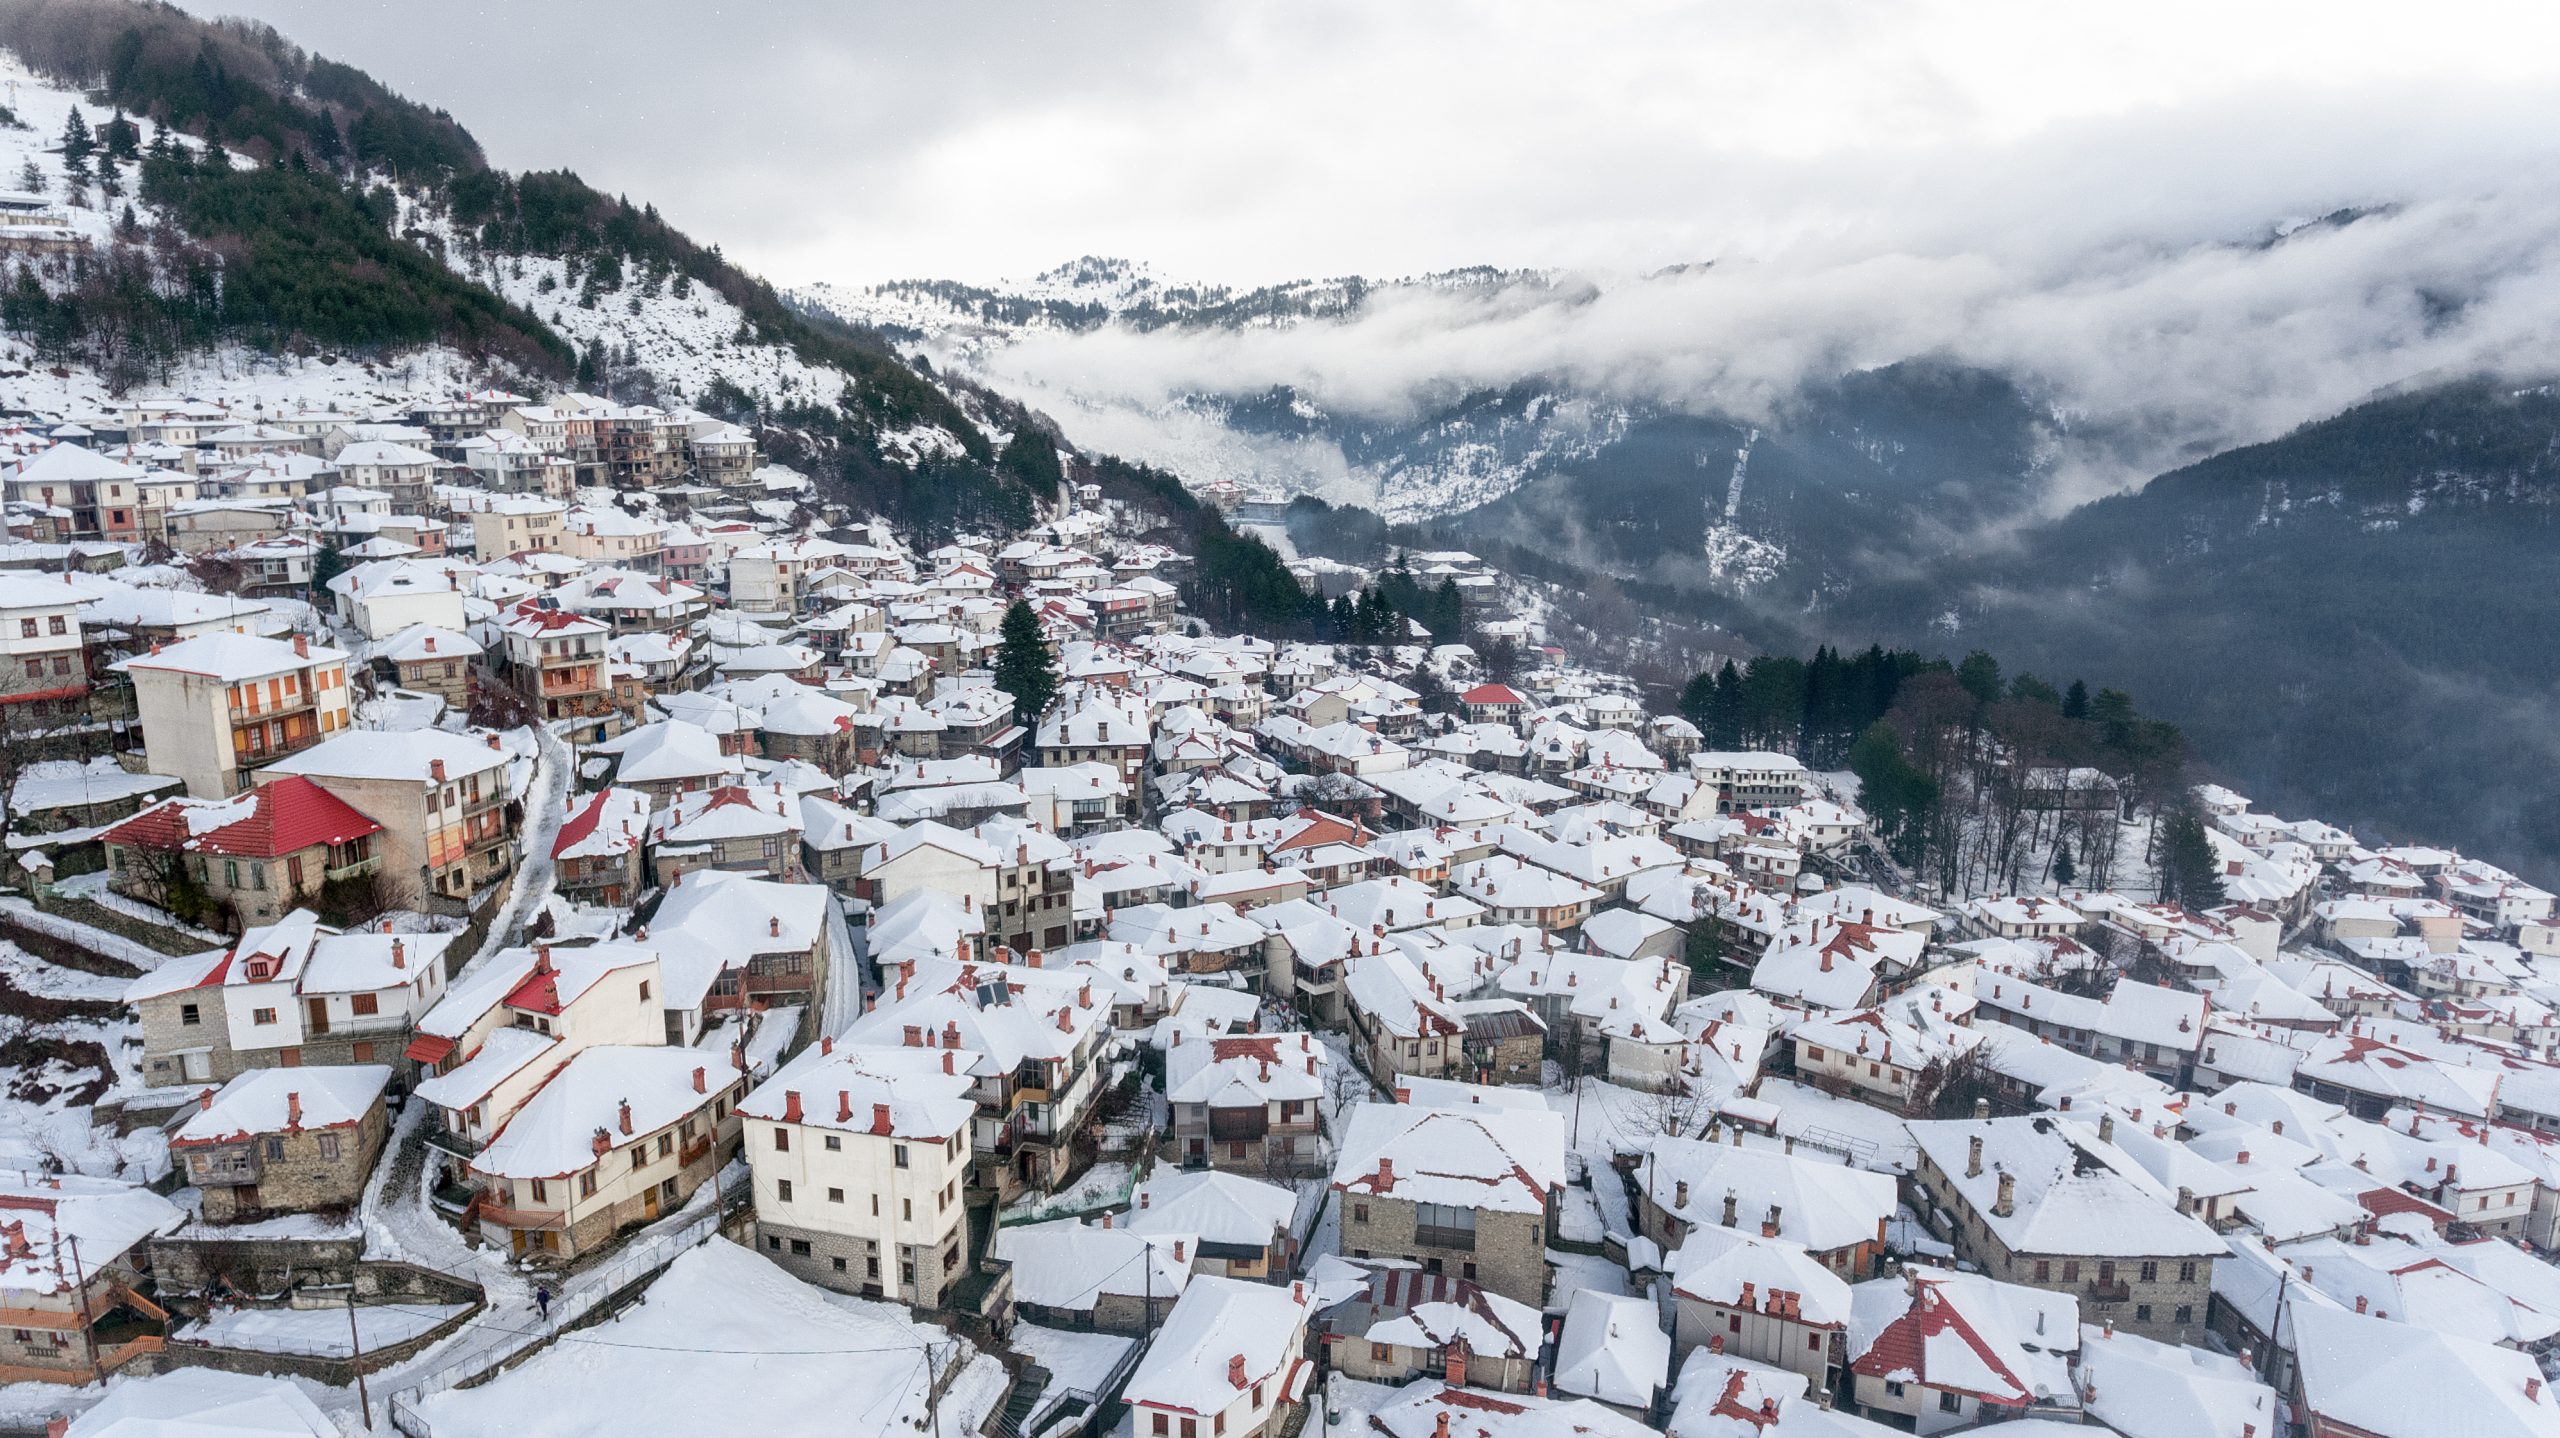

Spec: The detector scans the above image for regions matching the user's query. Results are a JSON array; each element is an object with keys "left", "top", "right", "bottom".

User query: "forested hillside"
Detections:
[{"left": 1840, "top": 378, "right": 2560, "bottom": 874}]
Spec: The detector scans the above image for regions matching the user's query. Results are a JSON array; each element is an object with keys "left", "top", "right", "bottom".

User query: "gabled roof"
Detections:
[{"left": 101, "top": 776, "right": 382, "bottom": 860}]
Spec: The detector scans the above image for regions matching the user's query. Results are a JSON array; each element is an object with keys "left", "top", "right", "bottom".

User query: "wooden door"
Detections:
[{"left": 305, "top": 996, "right": 330, "bottom": 1034}]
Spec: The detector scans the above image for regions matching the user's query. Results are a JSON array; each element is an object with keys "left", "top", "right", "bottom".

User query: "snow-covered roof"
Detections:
[
  {"left": 171, "top": 1064, "right": 390, "bottom": 1143},
  {"left": 1123, "top": 1273, "right": 1313, "bottom": 1415},
  {"left": 1332, "top": 1102, "right": 1566, "bottom": 1215},
  {"left": 471, "top": 1045, "right": 742, "bottom": 1180}
]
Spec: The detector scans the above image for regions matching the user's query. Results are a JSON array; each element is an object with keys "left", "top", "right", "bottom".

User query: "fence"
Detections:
[{"left": 383, "top": 1169, "right": 748, "bottom": 1438}]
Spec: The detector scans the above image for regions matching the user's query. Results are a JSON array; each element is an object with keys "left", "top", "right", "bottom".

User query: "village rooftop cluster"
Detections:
[{"left": 0, "top": 380, "right": 2554, "bottom": 1438}]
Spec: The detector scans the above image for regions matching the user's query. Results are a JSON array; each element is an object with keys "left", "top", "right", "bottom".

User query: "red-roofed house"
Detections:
[
  {"left": 102, "top": 776, "right": 386, "bottom": 927},
  {"left": 552, "top": 786, "right": 652, "bottom": 907},
  {"left": 1847, "top": 1267, "right": 2081, "bottom": 1434},
  {"left": 498, "top": 599, "right": 615, "bottom": 739},
  {"left": 1461, "top": 684, "right": 1530, "bottom": 726}
]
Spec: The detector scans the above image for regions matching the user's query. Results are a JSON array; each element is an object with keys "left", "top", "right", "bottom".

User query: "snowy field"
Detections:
[
  {"left": 411, "top": 1239, "right": 1007, "bottom": 1438},
  {"left": 176, "top": 1302, "right": 472, "bottom": 1356}
]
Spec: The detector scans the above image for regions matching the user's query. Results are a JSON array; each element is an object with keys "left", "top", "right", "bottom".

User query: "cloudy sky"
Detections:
[{"left": 176, "top": 0, "right": 2560, "bottom": 289}]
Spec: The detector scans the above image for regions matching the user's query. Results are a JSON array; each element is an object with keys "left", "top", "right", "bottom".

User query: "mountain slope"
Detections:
[{"left": 1839, "top": 378, "right": 2560, "bottom": 870}]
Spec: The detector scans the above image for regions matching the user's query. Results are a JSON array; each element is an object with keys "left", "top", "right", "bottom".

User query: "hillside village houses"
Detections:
[{"left": 6, "top": 378, "right": 2560, "bottom": 1438}]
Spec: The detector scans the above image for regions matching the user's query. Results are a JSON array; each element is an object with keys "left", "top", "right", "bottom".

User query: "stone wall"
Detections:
[{"left": 1340, "top": 1193, "right": 1550, "bottom": 1309}]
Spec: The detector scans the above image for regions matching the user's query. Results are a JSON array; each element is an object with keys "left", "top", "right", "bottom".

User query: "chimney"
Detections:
[
  {"left": 1994, "top": 1172, "right": 2016, "bottom": 1218},
  {"left": 1675, "top": 1179, "right": 1690, "bottom": 1211},
  {"left": 1377, "top": 1157, "right": 1395, "bottom": 1191},
  {"left": 592, "top": 1127, "right": 611, "bottom": 1156},
  {"left": 2098, "top": 1113, "right": 2115, "bottom": 1144},
  {"left": 1762, "top": 1204, "right": 1781, "bottom": 1238},
  {"left": 431, "top": 758, "right": 447, "bottom": 782},
  {"left": 1968, "top": 1135, "right": 1985, "bottom": 1178},
  {"left": 1973, "top": 1096, "right": 1990, "bottom": 1120},
  {"left": 942, "top": 1051, "right": 955, "bottom": 1075},
  {"left": 872, "top": 1102, "right": 893, "bottom": 1135},
  {"left": 1433, "top": 1415, "right": 1450, "bottom": 1438},
  {"left": 783, "top": 1090, "right": 803, "bottom": 1124},
  {"left": 618, "top": 1098, "right": 634, "bottom": 1135},
  {"left": 293, "top": 633, "right": 309, "bottom": 658},
  {"left": 1173, "top": 1239, "right": 1187, "bottom": 1263},
  {"left": 692, "top": 1066, "right": 706, "bottom": 1094},
  {"left": 1722, "top": 1191, "right": 1738, "bottom": 1228},
  {"left": 285, "top": 1091, "right": 302, "bottom": 1129},
  {"left": 1141, "top": 1190, "right": 1151, "bottom": 1209},
  {"left": 2531, "top": 1378, "right": 2545, "bottom": 1403},
  {"left": 1227, "top": 1354, "right": 1246, "bottom": 1390},
  {"left": 770, "top": 916, "right": 782, "bottom": 937},
  {"left": 1445, "top": 1337, "right": 1469, "bottom": 1388}
]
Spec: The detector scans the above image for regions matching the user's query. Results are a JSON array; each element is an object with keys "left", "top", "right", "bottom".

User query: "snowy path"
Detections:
[
  {"left": 821, "top": 891, "right": 864, "bottom": 1039},
  {"left": 460, "top": 722, "right": 572, "bottom": 979}
]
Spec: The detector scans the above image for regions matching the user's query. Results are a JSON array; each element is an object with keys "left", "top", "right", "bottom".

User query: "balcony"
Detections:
[
  {"left": 324, "top": 855, "right": 381, "bottom": 883},
  {"left": 2083, "top": 1280, "right": 2132, "bottom": 1303},
  {"left": 229, "top": 689, "right": 316, "bottom": 723}
]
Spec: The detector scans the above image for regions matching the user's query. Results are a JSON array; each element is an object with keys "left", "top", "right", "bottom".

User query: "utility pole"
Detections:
[
  {"left": 66, "top": 1234, "right": 99, "bottom": 1383},
  {"left": 346, "top": 1282, "right": 374, "bottom": 1431}
]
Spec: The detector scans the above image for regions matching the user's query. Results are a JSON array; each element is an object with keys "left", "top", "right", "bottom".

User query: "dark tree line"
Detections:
[{"left": 1678, "top": 644, "right": 2219, "bottom": 904}]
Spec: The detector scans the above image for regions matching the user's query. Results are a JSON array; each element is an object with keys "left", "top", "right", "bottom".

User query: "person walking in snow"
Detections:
[{"left": 535, "top": 1284, "right": 552, "bottom": 1322}]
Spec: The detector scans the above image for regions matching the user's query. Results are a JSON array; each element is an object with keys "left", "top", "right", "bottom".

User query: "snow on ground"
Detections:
[
  {"left": 0, "top": 934, "right": 132, "bottom": 1002},
  {"left": 177, "top": 1302, "right": 472, "bottom": 1356},
  {"left": 1004, "top": 1159, "right": 1138, "bottom": 1222},
  {"left": 459, "top": 722, "right": 569, "bottom": 978},
  {"left": 412, "top": 1238, "right": 1005, "bottom": 1438},
  {"left": 1546, "top": 1248, "right": 1636, "bottom": 1316},
  {"left": 1753, "top": 1077, "right": 1919, "bottom": 1175},
  {"left": 0, "top": 897, "right": 191, "bottom": 971},
  {"left": 1009, "top": 1322, "right": 1135, "bottom": 1404},
  {"left": 821, "top": 889, "right": 864, "bottom": 1037},
  {"left": 51, "top": 870, "right": 231, "bottom": 943}
]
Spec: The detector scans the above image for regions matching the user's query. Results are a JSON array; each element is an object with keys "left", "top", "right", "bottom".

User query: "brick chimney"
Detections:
[
  {"left": 1994, "top": 1172, "right": 2016, "bottom": 1218},
  {"left": 1721, "top": 1191, "right": 1738, "bottom": 1228},
  {"left": 1674, "top": 1179, "right": 1690, "bottom": 1211},
  {"left": 783, "top": 1090, "right": 803, "bottom": 1124},
  {"left": 431, "top": 758, "right": 447, "bottom": 782},
  {"left": 941, "top": 1051, "right": 955, "bottom": 1075},
  {"left": 1433, "top": 1413, "right": 1450, "bottom": 1438},
  {"left": 1445, "top": 1337, "right": 1469, "bottom": 1388},
  {"left": 285, "top": 1091, "right": 302, "bottom": 1129},
  {"left": 391, "top": 938, "right": 405, "bottom": 970},
  {"left": 617, "top": 1098, "right": 634, "bottom": 1135},
  {"left": 1227, "top": 1354, "right": 1247, "bottom": 1390},
  {"left": 692, "top": 1066, "right": 706, "bottom": 1094},
  {"left": 1762, "top": 1204, "right": 1782, "bottom": 1238},
  {"left": 872, "top": 1102, "right": 893, "bottom": 1135},
  {"left": 1376, "top": 1157, "right": 1395, "bottom": 1192},
  {"left": 293, "top": 634, "right": 309, "bottom": 658},
  {"left": 591, "top": 1127, "right": 611, "bottom": 1156}
]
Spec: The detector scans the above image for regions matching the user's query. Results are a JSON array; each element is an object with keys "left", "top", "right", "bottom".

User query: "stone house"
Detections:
[
  {"left": 167, "top": 1065, "right": 391, "bottom": 1221},
  {"left": 1906, "top": 1115, "right": 2221, "bottom": 1345},
  {"left": 100, "top": 776, "right": 387, "bottom": 929},
  {"left": 1331, "top": 1102, "right": 1567, "bottom": 1308},
  {"left": 1315, "top": 1266, "right": 1544, "bottom": 1393},
  {"left": 1164, "top": 1032, "right": 1326, "bottom": 1174}
]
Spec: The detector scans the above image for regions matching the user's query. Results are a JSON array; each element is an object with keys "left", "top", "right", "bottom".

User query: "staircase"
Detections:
[{"left": 988, "top": 1361, "right": 1052, "bottom": 1438}]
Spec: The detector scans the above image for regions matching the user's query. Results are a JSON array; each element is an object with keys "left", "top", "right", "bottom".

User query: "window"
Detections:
[
  {"left": 658, "top": 1134, "right": 674, "bottom": 1158},
  {"left": 46, "top": 616, "right": 63, "bottom": 636},
  {"left": 1352, "top": 1202, "right": 1369, "bottom": 1225},
  {"left": 263, "top": 1137, "right": 285, "bottom": 1160},
  {"left": 531, "top": 1178, "right": 548, "bottom": 1203},
  {"left": 2062, "top": 1261, "right": 2079, "bottom": 1283},
  {"left": 1215, "top": 1415, "right": 1226, "bottom": 1435},
  {"left": 1884, "top": 1381, "right": 1906, "bottom": 1398},
  {"left": 632, "top": 1149, "right": 645, "bottom": 1171},
  {"left": 767, "top": 1235, "right": 782, "bottom": 1252},
  {"left": 1182, "top": 1421, "right": 1197, "bottom": 1438},
  {"left": 902, "top": 1198, "right": 913, "bottom": 1221},
  {"left": 776, "top": 1180, "right": 794, "bottom": 1203},
  {"left": 252, "top": 1008, "right": 278, "bottom": 1026},
  {"left": 774, "top": 1127, "right": 790, "bottom": 1152},
  {"left": 2139, "top": 1261, "right": 2158, "bottom": 1282},
  {"left": 1413, "top": 1202, "right": 1477, "bottom": 1250},
  {"left": 894, "top": 1145, "right": 909, "bottom": 1168},
  {"left": 1153, "top": 1417, "right": 1169, "bottom": 1437},
  {"left": 2135, "top": 1304, "right": 2152, "bottom": 1323},
  {"left": 580, "top": 1173, "right": 597, "bottom": 1197},
  {"left": 828, "top": 1188, "right": 845, "bottom": 1204},
  {"left": 823, "top": 1135, "right": 841, "bottom": 1152},
  {"left": 1370, "top": 1343, "right": 1390, "bottom": 1363},
  {"left": 639, "top": 981, "right": 651, "bottom": 1001},
  {"left": 316, "top": 1133, "right": 341, "bottom": 1160},
  {"left": 1939, "top": 1393, "right": 1964, "bottom": 1415},
  {"left": 351, "top": 993, "right": 379, "bottom": 1017},
  {"left": 2033, "top": 1260, "right": 2050, "bottom": 1282},
  {"left": 16, "top": 619, "right": 32, "bottom": 638},
  {"left": 2178, "top": 1260, "right": 2197, "bottom": 1283},
  {"left": 180, "top": 1003, "right": 200, "bottom": 1026},
  {"left": 833, "top": 1256, "right": 848, "bottom": 1272},
  {"left": 790, "top": 1239, "right": 811, "bottom": 1256},
  {"left": 2174, "top": 1304, "right": 2193, "bottom": 1326},
  {"left": 1805, "top": 1045, "right": 1824, "bottom": 1062}
]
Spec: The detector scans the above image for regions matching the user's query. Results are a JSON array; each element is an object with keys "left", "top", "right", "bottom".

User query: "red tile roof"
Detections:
[
  {"left": 550, "top": 788, "right": 611, "bottom": 859},
  {"left": 100, "top": 776, "right": 383, "bottom": 860},
  {"left": 1459, "top": 684, "right": 1527, "bottom": 706}
]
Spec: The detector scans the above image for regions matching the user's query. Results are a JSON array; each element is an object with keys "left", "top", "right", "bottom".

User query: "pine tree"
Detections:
[
  {"left": 60, "top": 108, "right": 93, "bottom": 183},
  {"left": 2062, "top": 679, "right": 2090, "bottom": 720},
  {"left": 991, "top": 600, "right": 1059, "bottom": 724},
  {"left": 2050, "top": 842, "right": 2077, "bottom": 887},
  {"left": 2158, "top": 812, "right": 2227, "bottom": 909}
]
